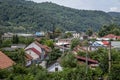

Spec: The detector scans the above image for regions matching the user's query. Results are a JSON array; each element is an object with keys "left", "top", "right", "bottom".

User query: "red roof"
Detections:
[
  {"left": 117, "top": 36, "right": 120, "bottom": 39},
  {"left": 103, "top": 34, "right": 117, "bottom": 39},
  {"left": 102, "top": 41, "right": 109, "bottom": 45},
  {"left": 34, "top": 41, "right": 51, "bottom": 52},
  {"left": 76, "top": 56, "right": 98, "bottom": 64},
  {"left": 73, "top": 45, "right": 87, "bottom": 53},
  {"left": 25, "top": 54, "right": 33, "bottom": 61},
  {"left": 26, "top": 47, "right": 41, "bottom": 56},
  {"left": 0, "top": 51, "right": 15, "bottom": 69}
]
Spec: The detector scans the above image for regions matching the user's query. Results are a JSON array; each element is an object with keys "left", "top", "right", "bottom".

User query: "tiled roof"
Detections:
[
  {"left": 103, "top": 34, "right": 117, "bottom": 38},
  {"left": 25, "top": 54, "right": 33, "bottom": 61},
  {"left": 34, "top": 41, "right": 51, "bottom": 52},
  {"left": 76, "top": 56, "right": 98, "bottom": 64},
  {"left": 73, "top": 45, "right": 87, "bottom": 52},
  {"left": 26, "top": 47, "right": 41, "bottom": 56},
  {"left": 102, "top": 41, "right": 109, "bottom": 45},
  {"left": 0, "top": 51, "right": 15, "bottom": 69}
]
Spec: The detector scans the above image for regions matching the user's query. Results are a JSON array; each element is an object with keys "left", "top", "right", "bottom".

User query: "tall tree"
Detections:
[
  {"left": 86, "top": 28, "right": 93, "bottom": 36},
  {"left": 12, "top": 35, "right": 19, "bottom": 44}
]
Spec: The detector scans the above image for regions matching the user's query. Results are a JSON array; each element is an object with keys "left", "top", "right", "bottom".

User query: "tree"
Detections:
[
  {"left": 98, "top": 24, "right": 120, "bottom": 37},
  {"left": 47, "top": 48, "right": 62, "bottom": 64},
  {"left": 86, "top": 28, "right": 93, "bottom": 36},
  {"left": 44, "top": 39, "right": 54, "bottom": 48},
  {"left": 64, "top": 32, "right": 73, "bottom": 38},
  {"left": 90, "top": 48, "right": 108, "bottom": 74},
  {"left": 1, "top": 39, "right": 12, "bottom": 47},
  {"left": 61, "top": 53, "right": 77, "bottom": 68},
  {"left": 12, "top": 35, "right": 19, "bottom": 44},
  {"left": 71, "top": 38, "right": 80, "bottom": 50},
  {"left": 111, "top": 64, "right": 120, "bottom": 80}
]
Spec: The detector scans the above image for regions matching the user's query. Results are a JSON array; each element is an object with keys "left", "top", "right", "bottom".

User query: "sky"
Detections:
[{"left": 31, "top": 0, "right": 120, "bottom": 12}]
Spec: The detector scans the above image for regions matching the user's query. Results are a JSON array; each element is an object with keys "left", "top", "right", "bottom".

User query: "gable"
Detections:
[
  {"left": 47, "top": 62, "right": 62, "bottom": 72},
  {"left": 25, "top": 42, "right": 42, "bottom": 53}
]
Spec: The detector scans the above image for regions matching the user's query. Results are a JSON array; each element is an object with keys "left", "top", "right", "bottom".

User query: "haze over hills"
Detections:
[{"left": 0, "top": 0, "right": 120, "bottom": 33}]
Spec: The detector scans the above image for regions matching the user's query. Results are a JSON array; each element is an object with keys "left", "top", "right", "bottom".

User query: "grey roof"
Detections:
[
  {"left": 2, "top": 47, "right": 15, "bottom": 51},
  {"left": 111, "top": 41, "right": 120, "bottom": 48}
]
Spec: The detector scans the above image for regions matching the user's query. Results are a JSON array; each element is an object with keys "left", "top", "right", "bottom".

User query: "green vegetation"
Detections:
[
  {"left": 0, "top": 0, "right": 120, "bottom": 33},
  {"left": 98, "top": 24, "right": 120, "bottom": 37},
  {"left": 0, "top": 47, "right": 120, "bottom": 80}
]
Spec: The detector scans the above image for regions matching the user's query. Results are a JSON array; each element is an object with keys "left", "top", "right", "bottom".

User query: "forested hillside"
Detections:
[{"left": 0, "top": 0, "right": 120, "bottom": 33}]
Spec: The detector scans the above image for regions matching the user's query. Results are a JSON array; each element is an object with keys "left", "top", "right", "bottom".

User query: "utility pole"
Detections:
[
  {"left": 86, "top": 41, "right": 89, "bottom": 80},
  {"left": 108, "top": 40, "right": 111, "bottom": 73}
]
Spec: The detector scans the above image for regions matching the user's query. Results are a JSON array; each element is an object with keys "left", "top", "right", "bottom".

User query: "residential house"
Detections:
[
  {"left": 73, "top": 45, "right": 87, "bottom": 54},
  {"left": 103, "top": 34, "right": 117, "bottom": 40},
  {"left": 73, "top": 33, "right": 80, "bottom": 38},
  {"left": 0, "top": 51, "right": 15, "bottom": 69},
  {"left": 25, "top": 41, "right": 51, "bottom": 63},
  {"left": 25, "top": 54, "right": 33, "bottom": 66},
  {"left": 56, "top": 39, "right": 71, "bottom": 46},
  {"left": 89, "top": 33, "right": 98, "bottom": 39},
  {"left": 2, "top": 44, "right": 26, "bottom": 51},
  {"left": 34, "top": 32, "right": 45, "bottom": 37},
  {"left": 76, "top": 56, "right": 98, "bottom": 68},
  {"left": 11, "top": 44, "right": 26, "bottom": 49},
  {"left": 2, "top": 32, "right": 13, "bottom": 40},
  {"left": 55, "top": 39, "right": 71, "bottom": 51},
  {"left": 47, "top": 62, "right": 63, "bottom": 72},
  {"left": 111, "top": 41, "right": 120, "bottom": 48},
  {"left": 16, "top": 33, "right": 33, "bottom": 38}
]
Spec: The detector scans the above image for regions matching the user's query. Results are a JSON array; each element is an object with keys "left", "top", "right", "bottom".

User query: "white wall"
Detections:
[
  {"left": 25, "top": 42, "right": 42, "bottom": 53},
  {"left": 47, "top": 62, "right": 63, "bottom": 72},
  {"left": 25, "top": 50, "right": 39, "bottom": 60}
]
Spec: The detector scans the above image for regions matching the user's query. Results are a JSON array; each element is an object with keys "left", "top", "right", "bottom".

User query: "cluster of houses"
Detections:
[
  {"left": 0, "top": 41, "right": 57, "bottom": 72},
  {"left": 1, "top": 32, "right": 45, "bottom": 40},
  {"left": 1, "top": 31, "right": 120, "bottom": 72}
]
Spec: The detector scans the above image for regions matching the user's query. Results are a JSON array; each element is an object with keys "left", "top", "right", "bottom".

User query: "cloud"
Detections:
[
  {"left": 109, "top": 7, "right": 120, "bottom": 12},
  {"left": 31, "top": 0, "right": 120, "bottom": 12}
]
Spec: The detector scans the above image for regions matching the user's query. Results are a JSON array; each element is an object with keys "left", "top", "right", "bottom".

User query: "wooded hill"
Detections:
[{"left": 0, "top": 0, "right": 120, "bottom": 33}]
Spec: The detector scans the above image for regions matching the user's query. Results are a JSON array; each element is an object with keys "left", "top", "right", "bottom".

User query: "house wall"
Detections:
[
  {"left": 25, "top": 42, "right": 42, "bottom": 53},
  {"left": 26, "top": 60, "right": 32, "bottom": 66},
  {"left": 25, "top": 50, "right": 39, "bottom": 60},
  {"left": 47, "top": 63, "right": 63, "bottom": 72}
]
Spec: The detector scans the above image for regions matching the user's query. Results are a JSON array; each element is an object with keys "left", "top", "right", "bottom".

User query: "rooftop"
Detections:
[{"left": 0, "top": 51, "right": 15, "bottom": 69}]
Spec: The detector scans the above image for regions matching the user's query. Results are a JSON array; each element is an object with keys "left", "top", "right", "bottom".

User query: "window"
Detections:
[{"left": 55, "top": 67, "right": 58, "bottom": 71}]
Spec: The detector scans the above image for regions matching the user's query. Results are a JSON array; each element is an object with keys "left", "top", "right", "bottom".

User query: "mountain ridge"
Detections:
[{"left": 0, "top": 0, "right": 120, "bottom": 33}]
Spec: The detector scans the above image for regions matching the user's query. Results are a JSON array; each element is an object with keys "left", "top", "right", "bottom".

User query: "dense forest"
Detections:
[{"left": 0, "top": 0, "right": 120, "bottom": 33}]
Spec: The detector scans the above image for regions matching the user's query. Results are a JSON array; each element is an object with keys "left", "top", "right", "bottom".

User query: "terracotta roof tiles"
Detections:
[{"left": 0, "top": 51, "right": 15, "bottom": 69}]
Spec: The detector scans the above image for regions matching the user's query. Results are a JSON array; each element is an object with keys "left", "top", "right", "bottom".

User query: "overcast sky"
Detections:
[{"left": 31, "top": 0, "right": 120, "bottom": 12}]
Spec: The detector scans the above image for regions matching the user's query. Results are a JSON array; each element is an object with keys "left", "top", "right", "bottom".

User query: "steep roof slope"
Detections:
[{"left": 0, "top": 51, "right": 15, "bottom": 69}]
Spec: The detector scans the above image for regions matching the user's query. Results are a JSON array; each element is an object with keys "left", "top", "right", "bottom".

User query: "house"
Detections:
[
  {"left": 47, "top": 62, "right": 63, "bottom": 72},
  {"left": 111, "top": 41, "right": 120, "bottom": 48},
  {"left": 76, "top": 56, "right": 98, "bottom": 68},
  {"left": 2, "top": 32, "right": 13, "bottom": 40},
  {"left": 89, "top": 33, "right": 98, "bottom": 39},
  {"left": 2, "top": 47, "right": 16, "bottom": 51},
  {"left": 25, "top": 41, "right": 51, "bottom": 63},
  {"left": 73, "top": 45, "right": 87, "bottom": 54},
  {"left": 25, "top": 54, "right": 33, "bottom": 66},
  {"left": 73, "top": 33, "right": 80, "bottom": 38},
  {"left": 92, "top": 41, "right": 109, "bottom": 47},
  {"left": 0, "top": 51, "right": 15, "bottom": 69},
  {"left": 56, "top": 39, "right": 71, "bottom": 46},
  {"left": 11, "top": 44, "right": 26, "bottom": 49},
  {"left": 25, "top": 47, "right": 41, "bottom": 61},
  {"left": 103, "top": 34, "right": 120, "bottom": 40},
  {"left": 103, "top": 34, "right": 117, "bottom": 40},
  {"left": 34, "top": 32, "right": 45, "bottom": 37},
  {"left": 16, "top": 33, "right": 33, "bottom": 38}
]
